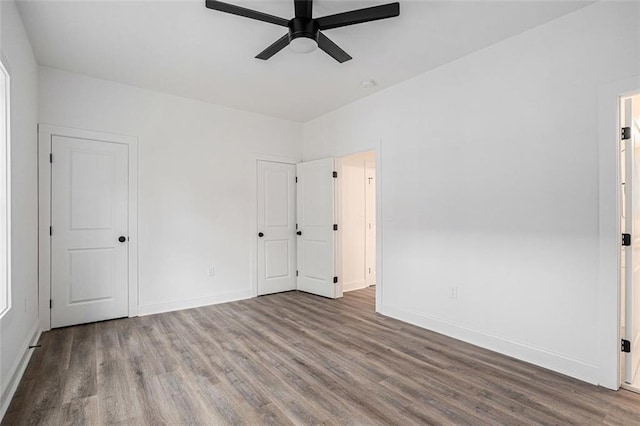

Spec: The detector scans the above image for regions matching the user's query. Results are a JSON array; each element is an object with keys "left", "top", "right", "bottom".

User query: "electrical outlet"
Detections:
[
  {"left": 208, "top": 266, "right": 215, "bottom": 277},
  {"left": 449, "top": 287, "right": 458, "bottom": 299}
]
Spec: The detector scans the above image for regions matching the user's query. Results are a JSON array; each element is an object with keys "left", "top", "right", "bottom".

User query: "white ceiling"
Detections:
[{"left": 16, "top": 0, "right": 591, "bottom": 122}]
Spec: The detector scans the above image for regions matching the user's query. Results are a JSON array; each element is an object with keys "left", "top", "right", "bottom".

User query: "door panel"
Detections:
[
  {"left": 70, "top": 149, "right": 117, "bottom": 229},
  {"left": 51, "top": 136, "right": 129, "bottom": 328},
  {"left": 265, "top": 240, "right": 291, "bottom": 278},
  {"left": 297, "top": 158, "right": 337, "bottom": 298},
  {"left": 257, "top": 161, "right": 296, "bottom": 295},
  {"left": 68, "top": 248, "right": 115, "bottom": 303}
]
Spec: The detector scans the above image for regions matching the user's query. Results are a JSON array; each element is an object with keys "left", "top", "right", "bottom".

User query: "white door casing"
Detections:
[
  {"left": 39, "top": 125, "right": 138, "bottom": 331},
  {"left": 50, "top": 136, "right": 129, "bottom": 328},
  {"left": 257, "top": 161, "right": 297, "bottom": 295},
  {"left": 296, "top": 158, "right": 337, "bottom": 298},
  {"left": 624, "top": 97, "right": 640, "bottom": 383},
  {"left": 621, "top": 108, "right": 628, "bottom": 387}
]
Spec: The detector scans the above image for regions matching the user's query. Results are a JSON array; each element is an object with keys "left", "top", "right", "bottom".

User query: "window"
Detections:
[{"left": 0, "top": 57, "right": 9, "bottom": 317}]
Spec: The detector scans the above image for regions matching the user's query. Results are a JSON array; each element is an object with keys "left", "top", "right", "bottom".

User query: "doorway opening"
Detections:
[
  {"left": 255, "top": 153, "right": 379, "bottom": 306},
  {"left": 336, "top": 150, "right": 376, "bottom": 310},
  {"left": 621, "top": 93, "right": 640, "bottom": 392}
]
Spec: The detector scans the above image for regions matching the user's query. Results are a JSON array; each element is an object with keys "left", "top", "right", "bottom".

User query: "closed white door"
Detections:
[
  {"left": 51, "top": 136, "right": 129, "bottom": 328},
  {"left": 257, "top": 161, "right": 296, "bottom": 295},
  {"left": 624, "top": 97, "right": 640, "bottom": 383},
  {"left": 296, "top": 158, "right": 337, "bottom": 298},
  {"left": 365, "top": 160, "right": 376, "bottom": 287}
]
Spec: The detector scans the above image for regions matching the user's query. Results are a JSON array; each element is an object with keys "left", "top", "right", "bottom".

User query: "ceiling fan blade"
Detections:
[
  {"left": 294, "top": 0, "right": 313, "bottom": 19},
  {"left": 205, "top": 0, "right": 289, "bottom": 27},
  {"left": 255, "top": 33, "right": 291, "bottom": 60},
  {"left": 317, "top": 32, "right": 352, "bottom": 63},
  {"left": 316, "top": 2, "right": 399, "bottom": 31}
]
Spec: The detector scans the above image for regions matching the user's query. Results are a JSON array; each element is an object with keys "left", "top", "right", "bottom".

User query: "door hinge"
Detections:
[
  {"left": 49, "top": 153, "right": 53, "bottom": 163},
  {"left": 296, "top": 270, "right": 298, "bottom": 277},
  {"left": 333, "top": 276, "right": 338, "bottom": 284},
  {"left": 295, "top": 176, "right": 298, "bottom": 183},
  {"left": 333, "top": 224, "right": 338, "bottom": 231},
  {"left": 622, "top": 233, "right": 631, "bottom": 246},
  {"left": 296, "top": 223, "right": 298, "bottom": 230},
  {"left": 332, "top": 171, "right": 338, "bottom": 178},
  {"left": 49, "top": 299, "right": 52, "bottom": 309},
  {"left": 49, "top": 226, "right": 52, "bottom": 236},
  {"left": 622, "top": 339, "right": 631, "bottom": 353},
  {"left": 622, "top": 127, "right": 631, "bottom": 140}
]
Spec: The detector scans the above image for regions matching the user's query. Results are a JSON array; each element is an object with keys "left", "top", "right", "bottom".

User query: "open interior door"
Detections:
[
  {"left": 296, "top": 158, "right": 337, "bottom": 298},
  {"left": 624, "top": 96, "right": 640, "bottom": 384}
]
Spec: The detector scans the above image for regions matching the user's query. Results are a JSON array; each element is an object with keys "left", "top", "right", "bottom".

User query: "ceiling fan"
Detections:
[{"left": 205, "top": 0, "right": 400, "bottom": 63}]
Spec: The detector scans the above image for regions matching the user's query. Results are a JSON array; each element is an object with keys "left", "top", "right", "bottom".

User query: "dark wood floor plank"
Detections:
[
  {"left": 60, "top": 395, "right": 98, "bottom": 426},
  {"left": 62, "top": 324, "right": 97, "bottom": 403},
  {"left": 3, "top": 287, "right": 640, "bottom": 425}
]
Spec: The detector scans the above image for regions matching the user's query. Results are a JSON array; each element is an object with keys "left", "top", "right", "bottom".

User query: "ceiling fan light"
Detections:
[{"left": 289, "top": 37, "right": 318, "bottom": 54}]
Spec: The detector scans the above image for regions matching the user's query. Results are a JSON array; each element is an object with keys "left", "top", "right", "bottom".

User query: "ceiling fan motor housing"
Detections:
[{"left": 289, "top": 17, "right": 319, "bottom": 42}]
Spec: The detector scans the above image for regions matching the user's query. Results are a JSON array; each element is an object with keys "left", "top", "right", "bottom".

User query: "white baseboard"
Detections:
[
  {"left": 343, "top": 280, "right": 368, "bottom": 292},
  {"left": 380, "top": 304, "right": 600, "bottom": 386},
  {"left": 0, "top": 322, "right": 41, "bottom": 421},
  {"left": 138, "top": 289, "right": 252, "bottom": 316}
]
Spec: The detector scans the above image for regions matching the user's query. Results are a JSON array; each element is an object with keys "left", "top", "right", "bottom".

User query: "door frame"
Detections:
[
  {"left": 617, "top": 92, "right": 640, "bottom": 392},
  {"left": 598, "top": 76, "right": 640, "bottom": 390},
  {"left": 335, "top": 150, "right": 377, "bottom": 298},
  {"left": 250, "top": 154, "right": 299, "bottom": 298},
  {"left": 38, "top": 124, "right": 139, "bottom": 331},
  {"left": 317, "top": 143, "right": 382, "bottom": 309}
]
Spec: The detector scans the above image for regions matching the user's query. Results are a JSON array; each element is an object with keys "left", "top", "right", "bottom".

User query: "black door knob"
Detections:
[
  {"left": 296, "top": 231, "right": 302, "bottom": 236},
  {"left": 118, "top": 236, "right": 127, "bottom": 243},
  {"left": 258, "top": 232, "right": 264, "bottom": 237}
]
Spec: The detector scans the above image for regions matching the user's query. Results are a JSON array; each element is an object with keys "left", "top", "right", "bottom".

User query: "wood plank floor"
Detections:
[{"left": 3, "top": 287, "right": 640, "bottom": 425}]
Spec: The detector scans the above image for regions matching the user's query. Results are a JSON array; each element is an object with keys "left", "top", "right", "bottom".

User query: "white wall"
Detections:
[
  {"left": 0, "top": 0, "right": 40, "bottom": 417},
  {"left": 303, "top": 2, "right": 640, "bottom": 387},
  {"left": 339, "top": 151, "right": 374, "bottom": 292},
  {"left": 39, "top": 67, "right": 302, "bottom": 315}
]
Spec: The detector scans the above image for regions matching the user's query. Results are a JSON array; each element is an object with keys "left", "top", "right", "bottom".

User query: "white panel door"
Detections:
[
  {"left": 296, "top": 158, "right": 337, "bottom": 298},
  {"left": 365, "top": 159, "right": 376, "bottom": 287},
  {"left": 51, "top": 136, "right": 129, "bottom": 328},
  {"left": 257, "top": 161, "right": 296, "bottom": 295},
  {"left": 625, "top": 97, "right": 640, "bottom": 383}
]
